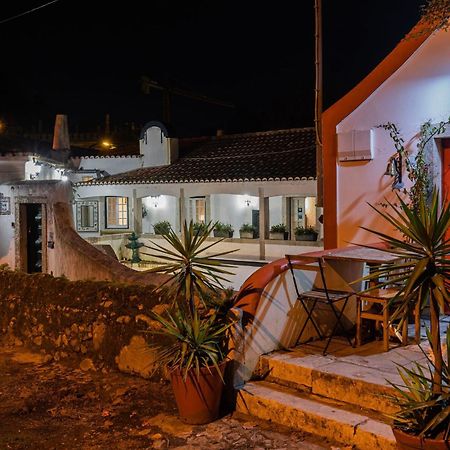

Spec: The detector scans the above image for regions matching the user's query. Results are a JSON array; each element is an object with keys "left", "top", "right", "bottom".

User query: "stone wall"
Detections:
[{"left": 0, "top": 267, "right": 169, "bottom": 378}]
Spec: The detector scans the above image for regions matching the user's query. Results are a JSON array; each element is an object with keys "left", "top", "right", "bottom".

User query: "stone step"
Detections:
[
  {"left": 236, "top": 381, "right": 396, "bottom": 450},
  {"left": 258, "top": 351, "right": 405, "bottom": 414}
]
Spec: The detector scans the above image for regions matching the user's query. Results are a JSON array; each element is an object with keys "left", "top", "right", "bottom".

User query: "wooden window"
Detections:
[{"left": 106, "top": 197, "right": 128, "bottom": 229}]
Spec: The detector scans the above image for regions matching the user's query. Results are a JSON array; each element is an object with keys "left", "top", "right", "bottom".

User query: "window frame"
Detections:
[
  {"left": 105, "top": 196, "right": 129, "bottom": 229},
  {"left": 76, "top": 201, "right": 99, "bottom": 232}
]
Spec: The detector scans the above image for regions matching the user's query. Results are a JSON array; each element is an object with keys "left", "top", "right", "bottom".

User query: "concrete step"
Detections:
[
  {"left": 258, "top": 350, "right": 406, "bottom": 414},
  {"left": 236, "top": 381, "right": 396, "bottom": 450}
]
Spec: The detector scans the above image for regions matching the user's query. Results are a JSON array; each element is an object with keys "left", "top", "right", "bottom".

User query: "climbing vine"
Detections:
[{"left": 381, "top": 117, "right": 450, "bottom": 211}]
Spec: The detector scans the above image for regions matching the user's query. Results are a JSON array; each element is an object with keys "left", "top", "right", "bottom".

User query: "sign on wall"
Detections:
[{"left": 0, "top": 193, "right": 11, "bottom": 215}]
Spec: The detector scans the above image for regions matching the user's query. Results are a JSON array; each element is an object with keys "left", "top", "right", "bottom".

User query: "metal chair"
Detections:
[{"left": 286, "top": 254, "right": 354, "bottom": 355}]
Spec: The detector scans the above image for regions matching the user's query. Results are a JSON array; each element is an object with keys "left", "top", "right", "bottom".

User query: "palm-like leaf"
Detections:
[
  {"left": 141, "top": 220, "right": 237, "bottom": 313},
  {"left": 150, "top": 304, "right": 235, "bottom": 381},
  {"left": 358, "top": 188, "right": 450, "bottom": 440}
]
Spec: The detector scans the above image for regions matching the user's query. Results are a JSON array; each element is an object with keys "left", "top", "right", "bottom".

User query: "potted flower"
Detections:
[
  {"left": 269, "top": 223, "right": 287, "bottom": 240},
  {"left": 359, "top": 189, "right": 450, "bottom": 449},
  {"left": 153, "top": 220, "right": 171, "bottom": 235},
  {"left": 213, "top": 222, "right": 234, "bottom": 238},
  {"left": 294, "top": 226, "right": 318, "bottom": 241},
  {"left": 239, "top": 223, "right": 256, "bottom": 239},
  {"left": 145, "top": 221, "right": 238, "bottom": 424}
]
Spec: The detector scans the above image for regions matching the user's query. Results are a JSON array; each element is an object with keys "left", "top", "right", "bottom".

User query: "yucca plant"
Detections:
[
  {"left": 357, "top": 188, "right": 450, "bottom": 441},
  {"left": 143, "top": 220, "right": 237, "bottom": 316},
  {"left": 388, "top": 327, "right": 450, "bottom": 440},
  {"left": 151, "top": 304, "right": 234, "bottom": 381}
]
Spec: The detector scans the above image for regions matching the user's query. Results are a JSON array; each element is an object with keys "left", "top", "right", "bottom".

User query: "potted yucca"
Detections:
[
  {"left": 359, "top": 189, "right": 450, "bottom": 449},
  {"left": 144, "top": 221, "right": 238, "bottom": 424}
]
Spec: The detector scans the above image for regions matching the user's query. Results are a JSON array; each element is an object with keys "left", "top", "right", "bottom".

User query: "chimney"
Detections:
[{"left": 52, "top": 114, "right": 70, "bottom": 151}]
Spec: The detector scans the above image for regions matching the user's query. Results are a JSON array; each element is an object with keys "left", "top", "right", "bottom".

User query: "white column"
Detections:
[{"left": 259, "top": 187, "right": 265, "bottom": 260}]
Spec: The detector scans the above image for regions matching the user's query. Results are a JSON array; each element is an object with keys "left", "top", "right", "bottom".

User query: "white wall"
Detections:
[
  {"left": 268, "top": 196, "right": 283, "bottom": 228},
  {"left": 78, "top": 156, "right": 142, "bottom": 175},
  {"left": 335, "top": 29, "right": 450, "bottom": 246},
  {"left": 209, "top": 194, "right": 259, "bottom": 237},
  {"left": 142, "top": 195, "right": 178, "bottom": 233},
  {"left": 0, "top": 181, "right": 72, "bottom": 270}
]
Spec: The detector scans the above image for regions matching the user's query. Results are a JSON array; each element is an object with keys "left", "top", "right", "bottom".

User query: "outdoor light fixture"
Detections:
[
  {"left": 61, "top": 175, "right": 68, "bottom": 182},
  {"left": 150, "top": 196, "right": 160, "bottom": 207},
  {"left": 243, "top": 196, "right": 252, "bottom": 207},
  {"left": 385, "top": 154, "right": 404, "bottom": 190}
]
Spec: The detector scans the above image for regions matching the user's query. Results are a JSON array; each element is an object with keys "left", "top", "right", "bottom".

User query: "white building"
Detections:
[
  {"left": 322, "top": 24, "right": 450, "bottom": 249},
  {"left": 73, "top": 122, "right": 321, "bottom": 261}
]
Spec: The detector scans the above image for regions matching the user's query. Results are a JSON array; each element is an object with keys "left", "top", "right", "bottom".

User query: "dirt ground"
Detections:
[{"left": 0, "top": 344, "right": 337, "bottom": 450}]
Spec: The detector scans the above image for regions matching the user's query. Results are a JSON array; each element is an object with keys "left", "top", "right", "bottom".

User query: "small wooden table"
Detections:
[
  {"left": 322, "top": 246, "right": 412, "bottom": 348},
  {"left": 322, "top": 247, "right": 401, "bottom": 265}
]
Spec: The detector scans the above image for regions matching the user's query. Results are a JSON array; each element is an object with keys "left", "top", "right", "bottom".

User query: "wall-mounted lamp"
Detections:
[
  {"left": 150, "top": 195, "right": 160, "bottom": 208},
  {"left": 244, "top": 198, "right": 251, "bottom": 207},
  {"left": 385, "top": 154, "right": 404, "bottom": 190}
]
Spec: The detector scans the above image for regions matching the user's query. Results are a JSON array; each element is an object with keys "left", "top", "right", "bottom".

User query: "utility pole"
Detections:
[{"left": 314, "top": 0, "right": 324, "bottom": 238}]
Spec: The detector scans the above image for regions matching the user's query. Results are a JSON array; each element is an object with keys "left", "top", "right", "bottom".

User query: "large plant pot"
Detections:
[
  {"left": 393, "top": 428, "right": 449, "bottom": 450},
  {"left": 269, "top": 232, "right": 285, "bottom": 240},
  {"left": 170, "top": 362, "right": 226, "bottom": 425},
  {"left": 239, "top": 231, "right": 254, "bottom": 239},
  {"left": 295, "top": 233, "right": 318, "bottom": 241}
]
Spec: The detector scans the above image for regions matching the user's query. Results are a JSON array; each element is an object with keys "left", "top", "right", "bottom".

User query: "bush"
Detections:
[
  {"left": 193, "top": 222, "right": 208, "bottom": 233},
  {"left": 153, "top": 221, "right": 171, "bottom": 235},
  {"left": 270, "top": 223, "right": 286, "bottom": 233},
  {"left": 239, "top": 223, "right": 255, "bottom": 232},
  {"left": 214, "top": 222, "right": 234, "bottom": 233},
  {"left": 294, "top": 225, "right": 318, "bottom": 236}
]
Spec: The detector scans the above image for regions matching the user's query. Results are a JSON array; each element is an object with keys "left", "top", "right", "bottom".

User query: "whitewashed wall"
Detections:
[
  {"left": 209, "top": 194, "right": 259, "bottom": 237},
  {"left": 77, "top": 156, "right": 142, "bottom": 175},
  {"left": 142, "top": 195, "right": 178, "bottom": 233},
  {"left": 335, "top": 29, "right": 450, "bottom": 246}
]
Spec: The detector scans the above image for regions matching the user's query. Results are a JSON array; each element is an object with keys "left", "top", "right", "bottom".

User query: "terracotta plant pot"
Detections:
[
  {"left": 393, "top": 428, "right": 423, "bottom": 450},
  {"left": 393, "top": 428, "right": 450, "bottom": 450},
  {"left": 169, "top": 362, "right": 226, "bottom": 425}
]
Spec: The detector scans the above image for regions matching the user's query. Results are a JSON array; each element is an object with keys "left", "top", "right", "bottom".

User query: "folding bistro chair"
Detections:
[{"left": 286, "top": 254, "right": 354, "bottom": 355}]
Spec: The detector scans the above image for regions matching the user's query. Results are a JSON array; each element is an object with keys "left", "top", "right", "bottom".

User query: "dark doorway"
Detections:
[
  {"left": 252, "top": 209, "right": 260, "bottom": 238},
  {"left": 21, "top": 203, "right": 43, "bottom": 273}
]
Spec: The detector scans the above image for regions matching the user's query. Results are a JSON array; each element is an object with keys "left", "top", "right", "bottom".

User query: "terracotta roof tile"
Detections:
[{"left": 78, "top": 128, "right": 316, "bottom": 185}]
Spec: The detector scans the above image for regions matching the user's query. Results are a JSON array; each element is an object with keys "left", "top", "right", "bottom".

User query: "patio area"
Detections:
[{"left": 237, "top": 316, "right": 449, "bottom": 450}]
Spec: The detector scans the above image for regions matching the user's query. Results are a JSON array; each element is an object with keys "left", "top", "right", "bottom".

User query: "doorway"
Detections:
[{"left": 19, "top": 203, "right": 44, "bottom": 273}]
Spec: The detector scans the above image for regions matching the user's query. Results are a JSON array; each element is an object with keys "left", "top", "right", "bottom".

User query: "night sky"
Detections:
[{"left": 0, "top": 0, "right": 423, "bottom": 137}]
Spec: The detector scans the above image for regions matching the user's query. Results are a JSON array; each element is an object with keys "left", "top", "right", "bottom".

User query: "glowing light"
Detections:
[{"left": 61, "top": 175, "right": 68, "bottom": 182}]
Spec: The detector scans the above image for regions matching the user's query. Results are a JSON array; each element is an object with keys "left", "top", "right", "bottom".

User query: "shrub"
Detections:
[
  {"left": 193, "top": 222, "right": 207, "bottom": 233},
  {"left": 214, "top": 222, "right": 234, "bottom": 233},
  {"left": 270, "top": 223, "right": 286, "bottom": 233},
  {"left": 153, "top": 220, "right": 171, "bottom": 235},
  {"left": 239, "top": 223, "right": 255, "bottom": 233},
  {"left": 294, "top": 225, "right": 318, "bottom": 236}
]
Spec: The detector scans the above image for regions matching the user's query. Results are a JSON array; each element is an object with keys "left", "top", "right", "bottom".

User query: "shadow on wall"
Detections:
[{"left": 51, "top": 202, "right": 168, "bottom": 286}]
